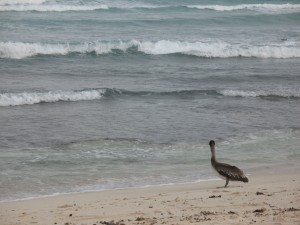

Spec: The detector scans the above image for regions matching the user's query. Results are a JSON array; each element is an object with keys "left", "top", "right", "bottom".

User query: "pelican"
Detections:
[{"left": 209, "top": 140, "right": 248, "bottom": 187}]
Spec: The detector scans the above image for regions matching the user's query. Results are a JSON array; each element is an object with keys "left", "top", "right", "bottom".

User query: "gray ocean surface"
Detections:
[{"left": 0, "top": 0, "right": 300, "bottom": 202}]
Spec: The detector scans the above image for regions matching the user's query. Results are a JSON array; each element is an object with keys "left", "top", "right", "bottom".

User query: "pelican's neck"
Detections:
[{"left": 210, "top": 145, "right": 216, "bottom": 162}]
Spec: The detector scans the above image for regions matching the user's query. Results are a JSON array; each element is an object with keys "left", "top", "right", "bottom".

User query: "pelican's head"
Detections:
[{"left": 209, "top": 140, "right": 216, "bottom": 157}]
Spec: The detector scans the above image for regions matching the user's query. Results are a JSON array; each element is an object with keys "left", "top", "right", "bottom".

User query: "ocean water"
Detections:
[{"left": 0, "top": 0, "right": 300, "bottom": 202}]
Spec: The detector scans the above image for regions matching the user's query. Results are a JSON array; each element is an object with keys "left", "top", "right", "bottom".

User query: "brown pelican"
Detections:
[{"left": 209, "top": 140, "right": 248, "bottom": 187}]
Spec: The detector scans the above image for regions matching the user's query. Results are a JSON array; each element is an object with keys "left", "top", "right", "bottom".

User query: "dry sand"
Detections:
[{"left": 1, "top": 172, "right": 299, "bottom": 225}]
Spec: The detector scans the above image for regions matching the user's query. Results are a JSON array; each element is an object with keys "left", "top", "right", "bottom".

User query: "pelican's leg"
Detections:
[{"left": 225, "top": 178, "right": 229, "bottom": 187}]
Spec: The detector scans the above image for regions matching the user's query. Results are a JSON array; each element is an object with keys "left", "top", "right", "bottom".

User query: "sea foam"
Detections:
[
  {"left": 1, "top": 88, "right": 299, "bottom": 107},
  {"left": 0, "top": 0, "right": 46, "bottom": 5},
  {"left": 0, "top": 0, "right": 108, "bottom": 12},
  {"left": 0, "top": 90, "right": 104, "bottom": 107},
  {"left": 2, "top": 2, "right": 300, "bottom": 13},
  {"left": 1, "top": 40, "right": 300, "bottom": 59},
  {"left": 187, "top": 3, "right": 300, "bottom": 12},
  {"left": 0, "top": 41, "right": 135, "bottom": 59},
  {"left": 219, "top": 89, "right": 300, "bottom": 98}
]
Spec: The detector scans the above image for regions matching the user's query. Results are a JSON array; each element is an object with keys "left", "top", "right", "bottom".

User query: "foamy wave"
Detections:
[
  {"left": 2, "top": 2, "right": 300, "bottom": 12},
  {"left": 0, "top": 0, "right": 160, "bottom": 11},
  {"left": 137, "top": 40, "right": 300, "bottom": 58},
  {"left": 0, "top": 90, "right": 105, "bottom": 106},
  {"left": 187, "top": 3, "right": 300, "bottom": 12},
  {"left": 0, "top": 41, "right": 135, "bottom": 59},
  {"left": 0, "top": 42, "right": 68, "bottom": 59},
  {"left": 0, "top": 4, "right": 108, "bottom": 12},
  {"left": 219, "top": 89, "right": 300, "bottom": 98},
  {"left": 1, "top": 40, "right": 300, "bottom": 59},
  {"left": 0, "top": 0, "right": 46, "bottom": 5}
]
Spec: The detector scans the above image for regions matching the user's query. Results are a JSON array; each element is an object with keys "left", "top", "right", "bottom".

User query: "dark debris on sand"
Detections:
[
  {"left": 256, "top": 191, "right": 272, "bottom": 196},
  {"left": 208, "top": 195, "right": 221, "bottom": 198},
  {"left": 135, "top": 217, "right": 145, "bottom": 221},
  {"left": 182, "top": 211, "right": 215, "bottom": 223},
  {"left": 100, "top": 220, "right": 125, "bottom": 225},
  {"left": 253, "top": 208, "right": 266, "bottom": 214},
  {"left": 286, "top": 207, "right": 300, "bottom": 212}
]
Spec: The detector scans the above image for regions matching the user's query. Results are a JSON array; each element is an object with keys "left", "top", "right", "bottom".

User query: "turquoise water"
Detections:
[{"left": 0, "top": 0, "right": 300, "bottom": 202}]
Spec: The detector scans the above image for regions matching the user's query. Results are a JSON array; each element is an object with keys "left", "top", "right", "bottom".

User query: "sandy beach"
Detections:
[{"left": 1, "top": 171, "right": 299, "bottom": 225}]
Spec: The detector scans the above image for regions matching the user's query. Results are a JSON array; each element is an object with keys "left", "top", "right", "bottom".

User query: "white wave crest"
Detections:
[
  {"left": 0, "top": 3, "right": 108, "bottom": 12},
  {"left": 136, "top": 40, "right": 300, "bottom": 58},
  {"left": 219, "top": 89, "right": 300, "bottom": 98},
  {"left": 0, "top": 90, "right": 105, "bottom": 107},
  {"left": 0, "top": 42, "right": 69, "bottom": 59},
  {"left": 0, "top": 41, "right": 136, "bottom": 59},
  {"left": 187, "top": 3, "right": 300, "bottom": 12},
  {"left": 1, "top": 40, "right": 300, "bottom": 59},
  {"left": 0, "top": 0, "right": 46, "bottom": 5}
]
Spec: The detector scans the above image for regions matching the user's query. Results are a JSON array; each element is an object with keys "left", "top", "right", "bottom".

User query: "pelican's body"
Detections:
[{"left": 209, "top": 140, "right": 248, "bottom": 187}]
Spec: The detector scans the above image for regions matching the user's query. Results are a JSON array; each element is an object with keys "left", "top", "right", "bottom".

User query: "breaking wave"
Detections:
[
  {"left": 0, "top": 0, "right": 46, "bottom": 5},
  {"left": 0, "top": 0, "right": 156, "bottom": 12},
  {"left": 1, "top": 40, "right": 300, "bottom": 59},
  {"left": 110, "top": 88, "right": 300, "bottom": 99},
  {"left": 187, "top": 3, "right": 300, "bottom": 12},
  {"left": 1, "top": 1, "right": 300, "bottom": 13},
  {"left": 0, "top": 3, "right": 108, "bottom": 12},
  {"left": 219, "top": 89, "right": 300, "bottom": 98},
  {"left": 0, "top": 90, "right": 105, "bottom": 106},
  {"left": 1, "top": 88, "right": 299, "bottom": 107}
]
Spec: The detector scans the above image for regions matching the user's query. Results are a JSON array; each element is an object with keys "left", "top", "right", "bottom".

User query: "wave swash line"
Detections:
[{"left": 1, "top": 40, "right": 300, "bottom": 59}]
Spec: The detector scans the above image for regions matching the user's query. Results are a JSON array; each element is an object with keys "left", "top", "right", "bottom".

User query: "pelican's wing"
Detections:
[{"left": 215, "top": 162, "right": 248, "bottom": 182}]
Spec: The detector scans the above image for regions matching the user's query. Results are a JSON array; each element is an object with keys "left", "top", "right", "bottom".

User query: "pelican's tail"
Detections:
[{"left": 241, "top": 176, "right": 249, "bottom": 183}]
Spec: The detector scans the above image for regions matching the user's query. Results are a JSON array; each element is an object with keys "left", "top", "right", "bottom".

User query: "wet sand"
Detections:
[{"left": 1, "top": 172, "right": 299, "bottom": 225}]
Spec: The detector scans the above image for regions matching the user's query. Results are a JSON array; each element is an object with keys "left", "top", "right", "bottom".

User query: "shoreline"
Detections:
[
  {"left": 0, "top": 177, "right": 223, "bottom": 204},
  {"left": 1, "top": 171, "right": 299, "bottom": 225},
  {"left": 2, "top": 162, "right": 298, "bottom": 204}
]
